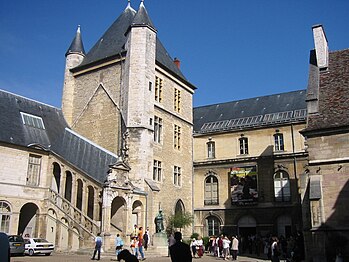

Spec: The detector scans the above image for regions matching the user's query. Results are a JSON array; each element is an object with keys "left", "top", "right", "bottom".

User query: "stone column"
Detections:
[
  {"left": 101, "top": 187, "right": 112, "bottom": 251},
  {"left": 71, "top": 174, "right": 77, "bottom": 207}
]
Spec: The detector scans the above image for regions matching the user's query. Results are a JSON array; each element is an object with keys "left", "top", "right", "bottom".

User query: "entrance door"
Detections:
[{"left": 237, "top": 215, "right": 257, "bottom": 253}]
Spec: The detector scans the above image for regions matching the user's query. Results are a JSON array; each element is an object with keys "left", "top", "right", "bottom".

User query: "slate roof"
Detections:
[
  {"left": 193, "top": 90, "right": 307, "bottom": 134},
  {"left": 305, "top": 49, "right": 349, "bottom": 132},
  {"left": 65, "top": 26, "right": 85, "bottom": 57},
  {"left": 71, "top": 3, "right": 192, "bottom": 88},
  {"left": 0, "top": 89, "right": 117, "bottom": 184}
]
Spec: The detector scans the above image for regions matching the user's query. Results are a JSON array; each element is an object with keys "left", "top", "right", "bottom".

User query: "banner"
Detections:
[{"left": 230, "top": 166, "right": 258, "bottom": 205}]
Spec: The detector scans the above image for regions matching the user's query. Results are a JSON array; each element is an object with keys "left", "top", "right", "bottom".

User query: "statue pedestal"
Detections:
[{"left": 152, "top": 232, "right": 168, "bottom": 256}]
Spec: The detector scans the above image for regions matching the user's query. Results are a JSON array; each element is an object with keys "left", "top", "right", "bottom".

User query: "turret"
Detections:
[
  {"left": 62, "top": 25, "right": 85, "bottom": 126},
  {"left": 121, "top": 0, "right": 157, "bottom": 184}
]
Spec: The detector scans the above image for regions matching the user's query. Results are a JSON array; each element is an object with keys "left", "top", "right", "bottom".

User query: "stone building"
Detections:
[
  {"left": 0, "top": 1, "right": 195, "bottom": 252},
  {"left": 301, "top": 25, "right": 349, "bottom": 261},
  {"left": 193, "top": 90, "right": 308, "bottom": 240}
]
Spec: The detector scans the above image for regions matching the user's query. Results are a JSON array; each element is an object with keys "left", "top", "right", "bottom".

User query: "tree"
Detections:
[{"left": 166, "top": 211, "right": 193, "bottom": 235}]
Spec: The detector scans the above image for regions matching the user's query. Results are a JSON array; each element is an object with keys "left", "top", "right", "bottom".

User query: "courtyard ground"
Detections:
[{"left": 11, "top": 252, "right": 270, "bottom": 262}]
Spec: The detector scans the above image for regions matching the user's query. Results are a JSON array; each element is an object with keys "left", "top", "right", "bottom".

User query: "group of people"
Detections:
[
  {"left": 190, "top": 236, "right": 204, "bottom": 258},
  {"left": 204, "top": 233, "right": 305, "bottom": 262},
  {"left": 91, "top": 225, "right": 150, "bottom": 261},
  {"left": 206, "top": 234, "right": 239, "bottom": 260},
  {"left": 129, "top": 225, "right": 148, "bottom": 261}
]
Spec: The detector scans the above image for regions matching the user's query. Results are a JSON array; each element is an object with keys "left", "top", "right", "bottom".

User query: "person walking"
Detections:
[
  {"left": 115, "top": 234, "right": 124, "bottom": 257},
  {"left": 222, "top": 236, "right": 231, "bottom": 260},
  {"left": 196, "top": 235, "right": 204, "bottom": 258},
  {"left": 137, "top": 233, "right": 146, "bottom": 261},
  {"left": 130, "top": 236, "right": 138, "bottom": 257},
  {"left": 191, "top": 238, "right": 197, "bottom": 258},
  {"left": 91, "top": 233, "right": 103, "bottom": 260},
  {"left": 143, "top": 231, "right": 149, "bottom": 251},
  {"left": 271, "top": 237, "right": 280, "bottom": 262},
  {"left": 231, "top": 236, "right": 239, "bottom": 260},
  {"left": 169, "top": 231, "right": 192, "bottom": 262}
]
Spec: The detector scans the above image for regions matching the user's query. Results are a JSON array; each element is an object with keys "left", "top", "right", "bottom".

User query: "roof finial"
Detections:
[
  {"left": 141, "top": 0, "right": 144, "bottom": 6},
  {"left": 77, "top": 25, "right": 81, "bottom": 34},
  {"left": 127, "top": 0, "right": 131, "bottom": 8}
]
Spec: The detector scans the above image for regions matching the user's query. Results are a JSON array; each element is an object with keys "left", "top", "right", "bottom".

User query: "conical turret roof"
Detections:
[
  {"left": 77, "top": 5, "right": 136, "bottom": 67},
  {"left": 131, "top": 1, "right": 155, "bottom": 30},
  {"left": 72, "top": 2, "right": 194, "bottom": 89},
  {"left": 65, "top": 25, "right": 85, "bottom": 57}
]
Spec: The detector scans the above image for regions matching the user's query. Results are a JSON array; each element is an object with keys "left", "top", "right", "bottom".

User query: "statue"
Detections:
[{"left": 155, "top": 209, "right": 164, "bottom": 233}]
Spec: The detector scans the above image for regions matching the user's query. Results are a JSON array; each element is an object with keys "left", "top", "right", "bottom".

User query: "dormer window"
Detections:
[{"left": 20, "top": 112, "right": 45, "bottom": 129}]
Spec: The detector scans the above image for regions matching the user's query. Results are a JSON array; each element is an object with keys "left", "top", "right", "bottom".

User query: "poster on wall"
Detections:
[{"left": 230, "top": 166, "right": 258, "bottom": 205}]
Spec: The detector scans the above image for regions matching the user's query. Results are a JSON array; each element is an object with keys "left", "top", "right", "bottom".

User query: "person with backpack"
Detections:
[{"left": 92, "top": 233, "right": 103, "bottom": 260}]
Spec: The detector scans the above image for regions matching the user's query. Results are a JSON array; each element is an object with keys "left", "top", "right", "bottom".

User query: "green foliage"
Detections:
[
  {"left": 202, "top": 236, "right": 209, "bottom": 247},
  {"left": 165, "top": 211, "right": 193, "bottom": 235},
  {"left": 190, "top": 232, "right": 199, "bottom": 239}
]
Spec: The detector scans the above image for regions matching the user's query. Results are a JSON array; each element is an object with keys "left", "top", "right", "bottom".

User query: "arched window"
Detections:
[
  {"left": 274, "top": 171, "right": 291, "bottom": 202},
  {"left": 76, "top": 179, "right": 83, "bottom": 210},
  {"left": 205, "top": 175, "right": 218, "bottom": 205},
  {"left": 206, "top": 215, "right": 220, "bottom": 236},
  {"left": 175, "top": 200, "right": 185, "bottom": 215},
  {"left": 0, "top": 201, "right": 11, "bottom": 233},
  {"left": 64, "top": 171, "right": 72, "bottom": 202},
  {"left": 87, "top": 186, "right": 94, "bottom": 219}
]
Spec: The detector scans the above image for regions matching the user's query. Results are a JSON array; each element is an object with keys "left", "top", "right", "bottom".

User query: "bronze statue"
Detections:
[{"left": 155, "top": 209, "right": 164, "bottom": 233}]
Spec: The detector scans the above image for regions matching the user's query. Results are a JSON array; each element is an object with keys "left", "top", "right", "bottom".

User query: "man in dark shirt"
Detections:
[{"left": 169, "top": 231, "right": 192, "bottom": 262}]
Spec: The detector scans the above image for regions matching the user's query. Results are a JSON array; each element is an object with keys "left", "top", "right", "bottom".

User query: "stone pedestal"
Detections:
[{"left": 152, "top": 232, "right": 168, "bottom": 256}]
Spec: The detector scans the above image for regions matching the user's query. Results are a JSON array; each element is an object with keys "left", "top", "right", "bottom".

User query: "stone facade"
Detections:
[
  {"left": 193, "top": 122, "right": 307, "bottom": 239},
  {"left": 301, "top": 25, "right": 349, "bottom": 262},
  {"left": 0, "top": 142, "right": 102, "bottom": 251}
]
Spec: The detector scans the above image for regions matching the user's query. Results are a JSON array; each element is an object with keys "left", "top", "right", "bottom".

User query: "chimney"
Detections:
[
  {"left": 173, "top": 57, "right": 180, "bottom": 69},
  {"left": 312, "top": 24, "right": 328, "bottom": 69}
]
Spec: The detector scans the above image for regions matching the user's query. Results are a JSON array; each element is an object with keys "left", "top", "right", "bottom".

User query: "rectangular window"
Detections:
[
  {"left": 153, "top": 160, "right": 162, "bottom": 181},
  {"left": 174, "top": 88, "right": 181, "bottom": 113},
  {"left": 207, "top": 141, "right": 215, "bottom": 158},
  {"left": 27, "top": 154, "right": 41, "bottom": 186},
  {"left": 174, "top": 124, "right": 181, "bottom": 150},
  {"left": 174, "top": 166, "right": 181, "bottom": 186},
  {"left": 274, "top": 133, "right": 285, "bottom": 151},
  {"left": 239, "top": 137, "right": 249, "bottom": 155},
  {"left": 154, "top": 116, "right": 163, "bottom": 143},
  {"left": 20, "top": 112, "right": 45, "bottom": 129},
  {"left": 155, "top": 76, "right": 163, "bottom": 103}
]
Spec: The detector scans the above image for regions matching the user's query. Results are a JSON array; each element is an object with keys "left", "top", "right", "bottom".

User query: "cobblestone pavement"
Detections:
[{"left": 11, "top": 252, "right": 269, "bottom": 262}]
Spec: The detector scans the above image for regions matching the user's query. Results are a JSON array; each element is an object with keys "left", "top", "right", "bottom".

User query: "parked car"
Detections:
[
  {"left": 24, "top": 238, "right": 54, "bottom": 256},
  {"left": 8, "top": 235, "right": 25, "bottom": 256}
]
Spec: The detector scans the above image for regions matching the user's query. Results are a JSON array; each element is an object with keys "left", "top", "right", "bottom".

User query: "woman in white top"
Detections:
[
  {"left": 222, "top": 236, "right": 231, "bottom": 260},
  {"left": 196, "top": 236, "right": 204, "bottom": 258}
]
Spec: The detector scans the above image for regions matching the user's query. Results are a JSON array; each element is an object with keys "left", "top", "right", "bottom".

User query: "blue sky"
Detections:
[{"left": 0, "top": 0, "right": 348, "bottom": 108}]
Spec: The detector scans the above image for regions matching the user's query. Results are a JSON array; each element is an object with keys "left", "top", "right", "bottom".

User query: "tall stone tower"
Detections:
[{"left": 122, "top": 1, "right": 156, "bottom": 184}]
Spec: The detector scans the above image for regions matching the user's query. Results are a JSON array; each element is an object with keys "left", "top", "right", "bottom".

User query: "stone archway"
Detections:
[
  {"left": 18, "top": 203, "right": 39, "bottom": 237},
  {"left": 132, "top": 200, "right": 144, "bottom": 228},
  {"left": 111, "top": 196, "right": 126, "bottom": 234}
]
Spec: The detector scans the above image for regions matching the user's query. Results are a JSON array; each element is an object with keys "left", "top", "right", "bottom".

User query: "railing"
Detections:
[{"left": 48, "top": 188, "right": 100, "bottom": 238}]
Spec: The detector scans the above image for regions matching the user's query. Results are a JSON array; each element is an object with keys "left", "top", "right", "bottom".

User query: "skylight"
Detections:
[{"left": 20, "top": 112, "right": 45, "bottom": 129}]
